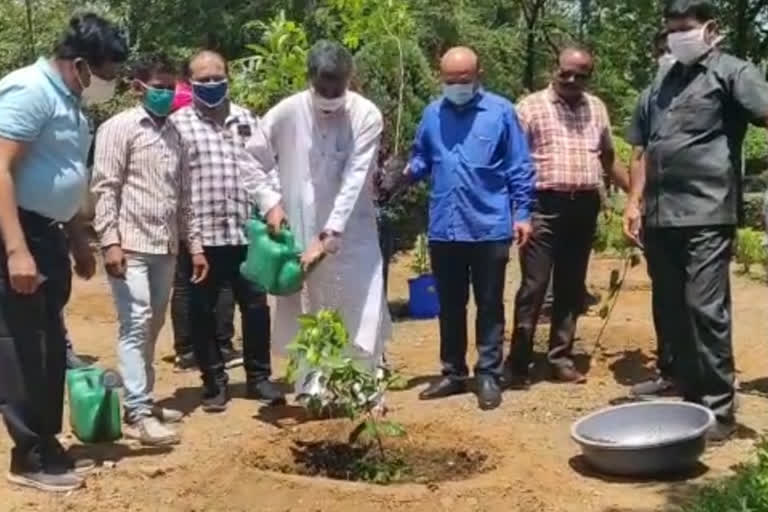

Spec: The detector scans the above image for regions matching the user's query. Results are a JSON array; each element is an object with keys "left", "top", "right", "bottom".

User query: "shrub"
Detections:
[{"left": 735, "top": 227, "right": 767, "bottom": 275}]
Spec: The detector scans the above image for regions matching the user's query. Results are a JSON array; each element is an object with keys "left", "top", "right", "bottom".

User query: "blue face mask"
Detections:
[
  {"left": 443, "top": 83, "right": 477, "bottom": 106},
  {"left": 191, "top": 80, "right": 229, "bottom": 108}
]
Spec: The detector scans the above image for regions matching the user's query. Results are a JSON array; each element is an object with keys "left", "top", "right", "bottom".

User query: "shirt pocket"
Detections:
[
  {"left": 458, "top": 130, "right": 498, "bottom": 166},
  {"left": 672, "top": 93, "right": 722, "bottom": 135}
]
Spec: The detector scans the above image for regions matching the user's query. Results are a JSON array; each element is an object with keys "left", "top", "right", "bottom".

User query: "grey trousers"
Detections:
[{"left": 644, "top": 226, "right": 736, "bottom": 423}]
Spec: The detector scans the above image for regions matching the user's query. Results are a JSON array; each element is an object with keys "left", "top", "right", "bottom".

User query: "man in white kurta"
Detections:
[{"left": 243, "top": 40, "right": 391, "bottom": 397}]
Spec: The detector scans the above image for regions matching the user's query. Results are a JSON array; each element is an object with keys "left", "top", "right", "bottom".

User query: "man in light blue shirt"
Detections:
[
  {"left": 404, "top": 47, "right": 534, "bottom": 411},
  {"left": 0, "top": 13, "right": 128, "bottom": 493}
]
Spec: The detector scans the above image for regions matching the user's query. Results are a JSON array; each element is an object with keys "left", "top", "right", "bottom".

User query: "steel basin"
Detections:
[{"left": 571, "top": 401, "right": 715, "bottom": 477}]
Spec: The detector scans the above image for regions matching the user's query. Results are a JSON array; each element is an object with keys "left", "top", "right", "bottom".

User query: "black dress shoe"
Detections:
[
  {"left": 246, "top": 379, "right": 287, "bottom": 406},
  {"left": 419, "top": 377, "right": 467, "bottom": 400},
  {"left": 476, "top": 375, "right": 502, "bottom": 411},
  {"left": 501, "top": 361, "right": 531, "bottom": 390}
]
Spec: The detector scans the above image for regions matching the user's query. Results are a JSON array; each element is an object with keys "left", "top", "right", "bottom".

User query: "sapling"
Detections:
[{"left": 287, "top": 309, "right": 407, "bottom": 482}]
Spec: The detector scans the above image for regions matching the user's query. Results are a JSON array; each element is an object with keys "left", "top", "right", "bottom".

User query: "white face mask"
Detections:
[
  {"left": 657, "top": 53, "right": 676, "bottom": 69},
  {"left": 667, "top": 22, "right": 718, "bottom": 66},
  {"left": 311, "top": 89, "right": 347, "bottom": 114},
  {"left": 443, "top": 83, "right": 477, "bottom": 106},
  {"left": 77, "top": 61, "right": 116, "bottom": 105}
]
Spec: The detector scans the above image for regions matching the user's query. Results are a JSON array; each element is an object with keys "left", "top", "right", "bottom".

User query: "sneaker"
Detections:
[
  {"left": 246, "top": 379, "right": 286, "bottom": 406},
  {"left": 221, "top": 346, "right": 243, "bottom": 369},
  {"left": 6, "top": 468, "right": 83, "bottom": 493},
  {"left": 151, "top": 406, "right": 184, "bottom": 424},
  {"left": 66, "top": 349, "right": 89, "bottom": 370},
  {"left": 173, "top": 352, "right": 197, "bottom": 373},
  {"left": 43, "top": 438, "right": 96, "bottom": 475},
  {"left": 124, "top": 417, "right": 180, "bottom": 446},
  {"left": 201, "top": 385, "right": 229, "bottom": 413},
  {"left": 629, "top": 377, "right": 676, "bottom": 399}
]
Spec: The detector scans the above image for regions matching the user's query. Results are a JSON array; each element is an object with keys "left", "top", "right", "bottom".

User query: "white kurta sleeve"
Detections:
[
  {"left": 243, "top": 108, "right": 283, "bottom": 215},
  {"left": 325, "top": 107, "right": 383, "bottom": 234}
]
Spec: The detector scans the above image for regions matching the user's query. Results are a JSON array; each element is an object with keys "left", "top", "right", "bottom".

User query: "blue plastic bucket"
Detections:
[{"left": 408, "top": 274, "right": 440, "bottom": 319}]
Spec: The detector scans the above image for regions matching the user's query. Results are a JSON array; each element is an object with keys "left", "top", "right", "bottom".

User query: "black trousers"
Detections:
[
  {"left": 644, "top": 226, "right": 735, "bottom": 423},
  {"left": 510, "top": 190, "right": 600, "bottom": 371},
  {"left": 171, "top": 244, "right": 235, "bottom": 357},
  {"left": 190, "top": 246, "right": 271, "bottom": 389},
  {"left": 430, "top": 241, "right": 510, "bottom": 379},
  {"left": 0, "top": 210, "right": 71, "bottom": 471}
]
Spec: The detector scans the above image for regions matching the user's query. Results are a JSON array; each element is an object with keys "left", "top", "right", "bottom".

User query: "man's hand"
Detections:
[
  {"left": 300, "top": 236, "right": 326, "bottom": 272},
  {"left": 103, "top": 245, "right": 127, "bottom": 280},
  {"left": 71, "top": 241, "right": 96, "bottom": 280},
  {"left": 7, "top": 247, "right": 40, "bottom": 294},
  {"left": 623, "top": 200, "right": 644, "bottom": 249},
  {"left": 514, "top": 221, "right": 533, "bottom": 247},
  {"left": 265, "top": 204, "right": 286, "bottom": 234},
  {"left": 190, "top": 253, "right": 209, "bottom": 284}
]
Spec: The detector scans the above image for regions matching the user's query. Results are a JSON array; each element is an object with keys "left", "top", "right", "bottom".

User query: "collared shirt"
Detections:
[
  {"left": 517, "top": 86, "right": 613, "bottom": 191},
  {"left": 409, "top": 90, "right": 535, "bottom": 242},
  {"left": 0, "top": 57, "right": 91, "bottom": 222},
  {"left": 628, "top": 51, "right": 768, "bottom": 228},
  {"left": 171, "top": 104, "right": 259, "bottom": 247},
  {"left": 91, "top": 106, "right": 199, "bottom": 255}
]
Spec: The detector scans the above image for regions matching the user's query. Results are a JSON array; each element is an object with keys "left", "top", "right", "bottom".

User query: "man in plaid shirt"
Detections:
[
  {"left": 171, "top": 50, "right": 285, "bottom": 412},
  {"left": 506, "top": 47, "right": 628, "bottom": 386}
]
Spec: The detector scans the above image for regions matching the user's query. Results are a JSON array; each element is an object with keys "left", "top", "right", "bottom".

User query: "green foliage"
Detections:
[
  {"left": 744, "top": 193, "right": 765, "bottom": 231},
  {"left": 593, "top": 208, "right": 632, "bottom": 256},
  {"left": 286, "top": 309, "right": 407, "bottom": 484},
  {"left": 230, "top": 11, "right": 309, "bottom": 114},
  {"left": 744, "top": 125, "right": 768, "bottom": 176},
  {"left": 735, "top": 228, "right": 767, "bottom": 275},
  {"left": 682, "top": 439, "right": 768, "bottom": 512},
  {"left": 409, "top": 234, "right": 431, "bottom": 276}
]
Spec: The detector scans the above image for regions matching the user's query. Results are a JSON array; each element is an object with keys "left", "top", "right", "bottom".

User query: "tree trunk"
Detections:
[{"left": 734, "top": 0, "right": 749, "bottom": 59}]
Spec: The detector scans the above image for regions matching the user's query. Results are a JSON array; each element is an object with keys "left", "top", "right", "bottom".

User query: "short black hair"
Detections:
[
  {"left": 307, "top": 40, "right": 353, "bottom": 81},
  {"left": 53, "top": 13, "right": 129, "bottom": 66},
  {"left": 130, "top": 53, "right": 177, "bottom": 82},
  {"left": 664, "top": 0, "right": 717, "bottom": 22},
  {"left": 653, "top": 30, "right": 669, "bottom": 55}
]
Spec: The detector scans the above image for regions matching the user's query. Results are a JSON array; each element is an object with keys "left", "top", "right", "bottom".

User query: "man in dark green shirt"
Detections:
[{"left": 625, "top": 0, "right": 768, "bottom": 442}]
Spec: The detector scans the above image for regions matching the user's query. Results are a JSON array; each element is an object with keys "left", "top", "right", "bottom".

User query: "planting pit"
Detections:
[{"left": 243, "top": 420, "right": 495, "bottom": 485}]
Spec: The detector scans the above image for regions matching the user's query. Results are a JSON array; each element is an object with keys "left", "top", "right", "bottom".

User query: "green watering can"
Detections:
[
  {"left": 240, "top": 215, "right": 305, "bottom": 296},
  {"left": 66, "top": 367, "right": 122, "bottom": 444}
]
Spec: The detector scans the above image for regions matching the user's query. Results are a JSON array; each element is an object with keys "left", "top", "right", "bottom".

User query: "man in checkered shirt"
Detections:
[
  {"left": 506, "top": 47, "right": 629, "bottom": 387},
  {"left": 171, "top": 50, "right": 285, "bottom": 413}
]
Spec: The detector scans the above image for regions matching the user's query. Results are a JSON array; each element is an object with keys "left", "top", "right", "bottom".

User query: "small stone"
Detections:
[
  {"left": 467, "top": 497, "right": 479, "bottom": 507},
  {"left": 141, "top": 466, "right": 169, "bottom": 478},
  {"left": 440, "top": 497, "right": 455, "bottom": 508},
  {"left": 103, "top": 460, "right": 117, "bottom": 469}
]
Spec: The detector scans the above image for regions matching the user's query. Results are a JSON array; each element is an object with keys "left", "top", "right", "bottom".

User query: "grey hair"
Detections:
[{"left": 307, "top": 40, "right": 353, "bottom": 80}]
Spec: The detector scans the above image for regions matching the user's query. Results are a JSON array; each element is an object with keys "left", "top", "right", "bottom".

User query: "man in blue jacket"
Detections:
[{"left": 406, "top": 46, "right": 535, "bottom": 411}]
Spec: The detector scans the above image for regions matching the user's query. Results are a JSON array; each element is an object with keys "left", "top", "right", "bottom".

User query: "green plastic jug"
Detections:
[
  {"left": 66, "top": 367, "right": 122, "bottom": 444},
  {"left": 241, "top": 216, "right": 304, "bottom": 296}
]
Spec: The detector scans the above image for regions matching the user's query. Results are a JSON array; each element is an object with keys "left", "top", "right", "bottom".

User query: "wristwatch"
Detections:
[{"left": 319, "top": 230, "right": 341, "bottom": 254}]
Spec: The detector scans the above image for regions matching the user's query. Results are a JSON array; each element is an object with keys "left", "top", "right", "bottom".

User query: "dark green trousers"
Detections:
[{"left": 644, "top": 225, "right": 736, "bottom": 423}]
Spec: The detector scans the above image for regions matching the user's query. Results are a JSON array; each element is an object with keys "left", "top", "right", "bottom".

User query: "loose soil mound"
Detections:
[{"left": 243, "top": 420, "right": 495, "bottom": 485}]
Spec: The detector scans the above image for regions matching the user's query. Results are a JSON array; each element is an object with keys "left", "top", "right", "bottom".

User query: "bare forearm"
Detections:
[
  {"left": 0, "top": 167, "right": 27, "bottom": 255},
  {"left": 628, "top": 148, "right": 646, "bottom": 205}
]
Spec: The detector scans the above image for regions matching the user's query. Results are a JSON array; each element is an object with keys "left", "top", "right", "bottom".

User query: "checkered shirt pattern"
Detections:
[
  {"left": 517, "top": 86, "right": 613, "bottom": 191},
  {"left": 171, "top": 104, "right": 259, "bottom": 247}
]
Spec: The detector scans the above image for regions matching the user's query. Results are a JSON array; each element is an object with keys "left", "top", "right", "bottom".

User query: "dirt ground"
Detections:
[{"left": 3, "top": 253, "right": 768, "bottom": 512}]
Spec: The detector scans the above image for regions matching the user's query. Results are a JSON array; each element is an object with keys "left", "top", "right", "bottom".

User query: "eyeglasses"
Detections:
[{"left": 557, "top": 70, "right": 591, "bottom": 82}]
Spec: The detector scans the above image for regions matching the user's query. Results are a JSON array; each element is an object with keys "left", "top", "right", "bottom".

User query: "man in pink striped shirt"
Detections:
[
  {"left": 92, "top": 54, "right": 208, "bottom": 446},
  {"left": 506, "top": 47, "right": 628, "bottom": 386}
]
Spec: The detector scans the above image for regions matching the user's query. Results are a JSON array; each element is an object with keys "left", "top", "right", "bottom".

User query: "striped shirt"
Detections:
[
  {"left": 92, "top": 106, "right": 201, "bottom": 255},
  {"left": 171, "top": 104, "right": 259, "bottom": 247},
  {"left": 517, "top": 86, "right": 613, "bottom": 191}
]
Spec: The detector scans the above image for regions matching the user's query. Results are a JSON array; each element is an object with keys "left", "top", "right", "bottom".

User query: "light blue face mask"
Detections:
[{"left": 443, "top": 83, "right": 477, "bottom": 106}]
